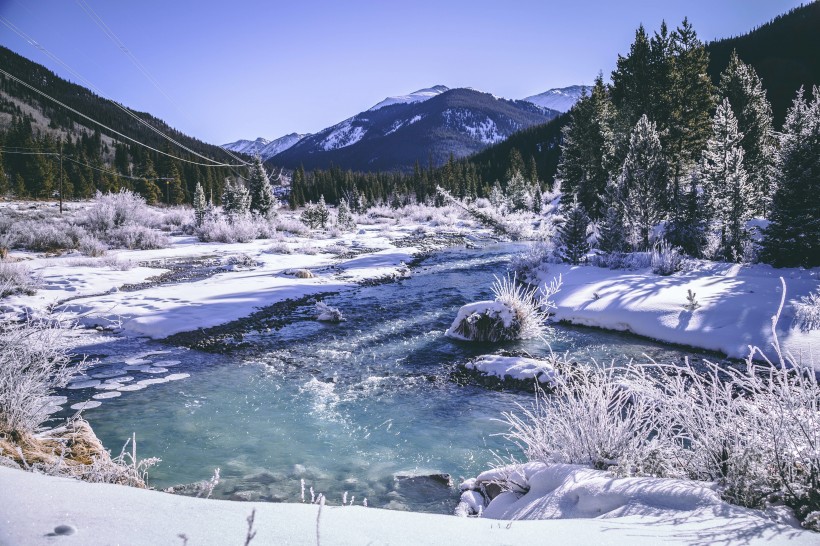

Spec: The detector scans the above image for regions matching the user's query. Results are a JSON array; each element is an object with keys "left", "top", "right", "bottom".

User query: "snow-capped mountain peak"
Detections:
[
  {"left": 221, "top": 133, "right": 309, "bottom": 160},
  {"left": 523, "top": 85, "right": 586, "bottom": 113},
  {"left": 369, "top": 85, "right": 449, "bottom": 111}
]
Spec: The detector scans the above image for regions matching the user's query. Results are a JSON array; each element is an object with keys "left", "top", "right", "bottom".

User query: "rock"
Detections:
[
  {"left": 230, "top": 490, "right": 260, "bottom": 502},
  {"left": 484, "top": 482, "right": 504, "bottom": 500},
  {"left": 53, "top": 524, "right": 76, "bottom": 536},
  {"left": 246, "top": 470, "right": 280, "bottom": 485}
]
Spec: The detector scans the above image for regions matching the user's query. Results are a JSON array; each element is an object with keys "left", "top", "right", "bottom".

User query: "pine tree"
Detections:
[
  {"left": 336, "top": 199, "right": 355, "bottom": 230},
  {"left": 558, "top": 195, "right": 590, "bottom": 264},
  {"left": 718, "top": 51, "right": 776, "bottom": 216},
  {"left": 665, "top": 171, "right": 706, "bottom": 256},
  {"left": 222, "top": 178, "right": 250, "bottom": 218},
  {"left": 617, "top": 115, "right": 669, "bottom": 250},
  {"left": 762, "top": 87, "right": 820, "bottom": 268},
  {"left": 315, "top": 195, "right": 330, "bottom": 228},
  {"left": 506, "top": 172, "right": 532, "bottom": 211},
  {"left": 555, "top": 75, "right": 616, "bottom": 217},
  {"left": 700, "top": 98, "right": 752, "bottom": 261},
  {"left": 532, "top": 184, "right": 543, "bottom": 214},
  {"left": 597, "top": 185, "right": 627, "bottom": 253},
  {"left": 193, "top": 181, "right": 207, "bottom": 227},
  {"left": 247, "top": 155, "right": 276, "bottom": 217}
]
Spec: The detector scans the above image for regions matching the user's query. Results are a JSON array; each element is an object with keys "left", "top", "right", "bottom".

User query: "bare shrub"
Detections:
[
  {"left": 109, "top": 224, "right": 170, "bottom": 250},
  {"left": 794, "top": 289, "right": 820, "bottom": 332},
  {"left": 265, "top": 242, "right": 292, "bottom": 255},
  {"left": 0, "top": 261, "right": 37, "bottom": 297},
  {"left": 0, "top": 319, "right": 87, "bottom": 435},
  {"left": 196, "top": 214, "right": 259, "bottom": 243},
  {"left": 83, "top": 190, "right": 160, "bottom": 233},
  {"left": 78, "top": 234, "right": 108, "bottom": 257},
  {"left": 276, "top": 217, "right": 310, "bottom": 236}
]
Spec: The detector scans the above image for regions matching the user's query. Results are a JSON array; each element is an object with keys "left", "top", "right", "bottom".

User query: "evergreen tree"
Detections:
[
  {"left": 555, "top": 75, "right": 616, "bottom": 217},
  {"left": 617, "top": 115, "right": 669, "bottom": 250},
  {"left": 597, "top": 185, "right": 627, "bottom": 253},
  {"left": 221, "top": 178, "right": 250, "bottom": 218},
  {"left": 558, "top": 194, "right": 590, "bottom": 264},
  {"left": 336, "top": 199, "right": 355, "bottom": 230},
  {"left": 718, "top": 51, "right": 776, "bottom": 216},
  {"left": 135, "top": 157, "right": 161, "bottom": 204},
  {"left": 193, "top": 181, "right": 207, "bottom": 227},
  {"left": 665, "top": 171, "right": 706, "bottom": 256},
  {"left": 315, "top": 195, "right": 330, "bottom": 228},
  {"left": 700, "top": 98, "right": 752, "bottom": 261},
  {"left": 762, "top": 88, "right": 820, "bottom": 267},
  {"left": 532, "top": 184, "right": 544, "bottom": 214},
  {"left": 506, "top": 172, "right": 532, "bottom": 211},
  {"left": 247, "top": 155, "right": 276, "bottom": 217}
]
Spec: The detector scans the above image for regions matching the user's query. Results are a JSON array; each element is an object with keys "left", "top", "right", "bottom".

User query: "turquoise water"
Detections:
[{"left": 70, "top": 244, "right": 714, "bottom": 512}]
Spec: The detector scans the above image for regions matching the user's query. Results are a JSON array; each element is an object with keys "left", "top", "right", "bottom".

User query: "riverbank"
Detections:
[
  {"left": 1, "top": 464, "right": 816, "bottom": 546},
  {"left": 541, "top": 261, "right": 819, "bottom": 368}
]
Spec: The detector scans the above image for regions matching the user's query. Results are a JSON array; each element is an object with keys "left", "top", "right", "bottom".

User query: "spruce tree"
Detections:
[
  {"left": 718, "top": 51, "right": 776, "bottom": 216},
  {"left": 700, "top": 98, "right": 752, "bottom": 261},
  {"left": 617, "top": 115, "right": 669, "bottom": 250},
  {"left": 336, "top": 199, "right": 355, "bottom": 230},
  {"left": 316, "top": 195, "right": 330, "bottom": 228},
  {"left": 558, "top": 195, "right": 590, "bottom": 264},
  {"left": 222, "top": 178, "right": 250, "bottom": 218},
  {"left": 597, "top": 185, "right": 627, "bottom": 253},
  {"left": 193, "top": 181, "right": 207, "bottom": 227},
  {"left": 555, "top": 75, "right": 616, "bottom": 217},
  {"left": 506, "top": 172, "right": 532, "bottom": 211},
  {"left": 247, "top": 155, "right": 276, "bottom": 217},
  {"left": 762, "top": 88, "right": 820, "bottom": 267}
]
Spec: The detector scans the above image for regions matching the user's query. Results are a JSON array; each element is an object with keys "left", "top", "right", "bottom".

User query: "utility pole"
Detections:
[{"left": 58, "top": 140, "right": 63, "bottom": 214}]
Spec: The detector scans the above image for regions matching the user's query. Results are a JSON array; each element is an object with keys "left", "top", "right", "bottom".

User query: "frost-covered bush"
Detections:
[
  {"left": 500, "top": 283, "right": 820, "bottom": 528},
  {"left": 7, "top": 219, "right": 81, "bottom": 252},
  {"left": 510, "top": 241, "right": 555, "bottom": 284},
  {"left": 109, "top": 224, "right": 170, "bottom": 250},
  {"left": 651, "top": 240, "right": 684, "bottom": 276},
  {"left": 297, "top": 243, "right": 319, "bottom": 255},
  {"left": 0, "top": 319, "right": 87, "bottom": 435},
  {"left": 794, "top": 290, "right": 820, "bottom": 332},
  {"left": 446, "top": 274, "right": 559, "bottom": 342},
  {"left": 265, "top": 242, "right": 292, "bottom": 255},
  {"left": 275, "top": 216, "right": 310, "bottom": 236},
  {"left": 158, "top": 206, "right": 194, "bottom": 230},
  {"left": 196, "top": 214, "right": 259, "bottom": 243},
  {"left": 78, "top": 234, "right": 108, "bottom": 257},
  {"left": 589, "top": 251, "right": 652, "bottom": 270},
  {"left": 222, "top": 253, "right": 259, "bottom": 269},
  {"left": 84, "top": 190, "right": 159, "bottom": 234},
  {"left": 0, "top": 261, "right": 37, "bottom": 297}
]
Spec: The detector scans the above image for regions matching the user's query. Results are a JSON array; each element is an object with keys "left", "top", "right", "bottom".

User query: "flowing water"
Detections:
[{"left": 64, "top": 243, "right": 716, "bottom": 513}]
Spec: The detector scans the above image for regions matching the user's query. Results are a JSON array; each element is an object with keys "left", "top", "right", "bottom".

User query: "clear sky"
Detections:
[{"left": 0, "top": 0, "right": 806, "bottom": 145}]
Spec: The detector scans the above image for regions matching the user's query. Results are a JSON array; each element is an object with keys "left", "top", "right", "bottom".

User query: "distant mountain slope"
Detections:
[
  {"left": 706, "top": 2, "right": 820, "bottom": 124},
  {"left": 222, "top": 133, "right": 308, "bottom": 160},
  {"left": 368, "top": 85, "right": 449, "bottom": 111},
  {"left": 269, "top": 87, "right": 559, "bottom": 173},
  {"left": 523, "top": 85, "right": 586, "bottom": 113}
]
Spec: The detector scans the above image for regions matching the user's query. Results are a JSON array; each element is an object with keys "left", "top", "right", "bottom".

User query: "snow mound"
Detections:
[
  {"left": 446, "top": 300, "right": 516, "bottom": 341},
  {"left": 466, "top": 354, "right": 558, "bottom": 384}
]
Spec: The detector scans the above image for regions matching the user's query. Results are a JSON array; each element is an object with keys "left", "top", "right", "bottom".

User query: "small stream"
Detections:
[{"left": 64, "top": 243, "right": 716, "bottom": 513}]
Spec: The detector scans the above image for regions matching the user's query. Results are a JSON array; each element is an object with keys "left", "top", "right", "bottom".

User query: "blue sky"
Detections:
[{"left": 0, "top": 0, "right": 806, "bottom": 144}]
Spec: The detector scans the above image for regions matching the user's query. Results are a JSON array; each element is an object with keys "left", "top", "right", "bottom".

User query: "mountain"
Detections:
[
  {"left": 269, "top": 87, "right": 559, "bottom": 173},
  {"left": 706, "top": 2, "right": 820, "bottom": 125},
  {"left": 222, "top": 132, "right": 308, "bottom": 160},
  {"left": 368, "top": 85, "right": 450, "bottom": 111},
  {"left": 522, "top": 85, "right": 586, "bottom": 113}
]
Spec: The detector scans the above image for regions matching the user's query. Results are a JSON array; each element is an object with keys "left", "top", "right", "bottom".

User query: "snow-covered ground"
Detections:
[
  {"left": 540, "top": 261, "right": 820, "bottom": 367},
  {"left": 465, "top": 354, "right": 558, "bottom": 383},
  {"left": 1, "top": 463, "right": 815, "bottom": 546},
  {"left": 2, "top": 221, "right": 455, "bottom": 339}
]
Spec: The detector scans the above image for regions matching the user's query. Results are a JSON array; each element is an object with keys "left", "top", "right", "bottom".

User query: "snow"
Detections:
[
  {"left": 221, "top": 133, "right": 309, "bottom": 160},
  {"left": 369, "top": 85, "right": 449, "bottom": 111},
  {"left": 445, "top": 300, "right": 514, "bottom": 340},
  {"left": 523, "top": 85, "right": 586, "bottom": 113},
  {"left": 540, "top": 262, "right": 820, "bottom": 367},
  {"left": 1, "top": 465, "right": 815, "bottom": 545},
  {"left": 320, "top": 121, "right": 367, "bottom": 150},
  {"left": 466, "top": 354, "right": 558, "bottom": 383}
]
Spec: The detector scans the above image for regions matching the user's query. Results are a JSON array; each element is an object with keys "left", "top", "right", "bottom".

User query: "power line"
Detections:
[
  {"left": 73, "top": 0, "right": 250, "bottom": 168},
  {"left": 0, "top": 15, "right": 248, "bottom": 168},
  {"left": 0, "top": 66, "right": 245, "bottom": 168}
]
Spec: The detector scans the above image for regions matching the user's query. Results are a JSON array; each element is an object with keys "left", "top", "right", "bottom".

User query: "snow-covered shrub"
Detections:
[
  {"left": 7, "top": 219, "right": 79, "bottom": 252},
  {"left": 109, "top": 224, "right": 169, "bottom": 250},
  {"left": 0, "top": 319, "right": 87, "bottom": 435},
  {"left": 158, "top": 206, "right": 194, "bottom": 230},
  {"left": 100, "top": 255, "right": 135, "bottom": 271},
  {"left": 78, "top": 234, "right": 108, "bottom": 257},
  {"left": 196, "top": 214, "right": 258, "bottom": 243},
  {"left": 222, "top": 253, "right": 259, "bottom": 269},
  {"left": 276, "top": 216, "right": 310, "bottom": 236},
  {"left": 265, "top": 242, "right": 292, "bottom": 255},
  {"left": 0, "top": 261, "right": 37, "bottom": 297},
  {"left": 315, "top": 301, "right": 344, "bottom": 322},
  {"left": 509, "top": 241, "right": 554, "bottom": 284},
  {"left": 297, "top": 243, "right": 319, "bottom": 255},
  {"left": 651, "top": 240, "right": 683, "bottom": 276},
  {"left": 84, "top": 190, "right": 159, "bottom": 234},
  {"left": 322, "top": 244, "right": 347, "bottom": 255},
  {"left": 794, "top": 289, "right": 820, "bottom": 332},
  {"left": 589, "top": 251, "right": 653, "bottom": 270},
  {"left": 446, "top": 274, "right": 556, "bottom": 342}
]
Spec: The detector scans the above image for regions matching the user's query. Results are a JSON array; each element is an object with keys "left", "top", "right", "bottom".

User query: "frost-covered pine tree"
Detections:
[
  {"left": 193, "top": 181, "right": 207, "bottom": 227},
  {"left": 315, "top": 195, "right": 330, "bottom": 229},
  {"left": 488, "top": 181, "right": 506, "bottom": 211},
  {"left": 221, "top": 178, "right": 250, "bottom": 218},
  {"left": 617, "top": 115, "right": 669, "bottom": 250},
  {"left": 718, "top": 51, "right": 776, "bottom": 216},
  {"left": 557, "top": 194, "right": 590, "bottom": 264},
  {"left": 700, "top": 98, "right": 752, "bottom": 262},
  {"left": 336, "top": 199, "right": 355, "bottom": 230},
  {"left": 506, "top": 172, "right": 532, "bottom": 212},
  {"left": 532, "top": 184, "right": 544, "bottom": 214},
  {"left": 762, "top": 87, "right": 820, "bottom": 268},
  {"left": 596, "top": 187, "right": 627, "bottom": 253},
  {"left": 247, "top": 155, "right": 277, "bottom": 218}
]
